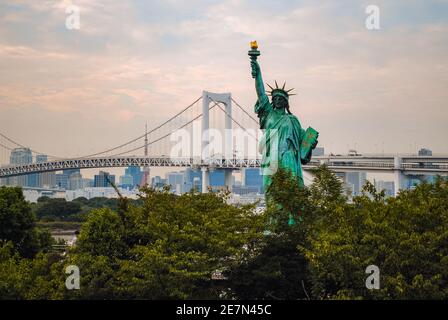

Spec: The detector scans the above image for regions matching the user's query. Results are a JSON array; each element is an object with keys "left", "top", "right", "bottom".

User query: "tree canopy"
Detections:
[
  {"left": 0, "top": 186, "right": 53, "bottom": 258},
  {"left": 1, "top": 168, "right": 448, "bottom": 300}
]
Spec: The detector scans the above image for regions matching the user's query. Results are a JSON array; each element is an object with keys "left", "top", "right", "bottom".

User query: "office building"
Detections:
[
  {"left": 125, "top": 166, "right": 142, "bottom": 188},
  {"left": 68, "top": 172, "right": 84, "bottom": 190},
  {"left": 209, "top": 169, "right": 225, "bottom": 188},
  {"left": 36, "top": 154, "right": 56, "bottom": 188},
  {"left": 244, "top": 168, "right": 263, "bottom": 193},
  {"left": 94, "top": 171, "right": 115, "bottom": 187},
  {"left": 185, "top": 168, "right": 202, "bottom": 192},
  {"left": 119, "top": 174, "right": 134, "bottom": 189},
  {"left": 166, "top": 171, "right": 186, "bottom": 194},
  {"left": 151, "top": 175, "right": 166, "bottom": 189},
  {"left": 9, "top": 147, "right": 32, "bottom": 187},
  {"left": 56, "top": 169, "right": 80, "bottom": 190},
  {"left": 28, "top": 172, "right": 39, "bottom": 188}
]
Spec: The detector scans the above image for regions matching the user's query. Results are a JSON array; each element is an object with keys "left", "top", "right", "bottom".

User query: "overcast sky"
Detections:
[{"left": 1, "top": 0, "right": 447, "bottom": 171}]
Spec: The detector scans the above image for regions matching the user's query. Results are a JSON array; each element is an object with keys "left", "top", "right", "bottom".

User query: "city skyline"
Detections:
[{"left": 0, "top": 0, "right": 447, "bottom": 161}]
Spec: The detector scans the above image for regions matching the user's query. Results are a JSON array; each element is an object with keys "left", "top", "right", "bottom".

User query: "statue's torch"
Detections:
[{"left": 248, "top": 41, "right": 260, "bottom": 78}]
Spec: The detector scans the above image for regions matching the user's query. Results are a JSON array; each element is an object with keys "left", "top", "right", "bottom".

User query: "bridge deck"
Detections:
[{"left": 1, "top": 156, "right": 448, "bottom": 178}]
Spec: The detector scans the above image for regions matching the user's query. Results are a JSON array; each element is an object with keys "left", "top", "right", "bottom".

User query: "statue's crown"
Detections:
[{"left": 266, "top": 81, "right": 296, "bottom": 99}]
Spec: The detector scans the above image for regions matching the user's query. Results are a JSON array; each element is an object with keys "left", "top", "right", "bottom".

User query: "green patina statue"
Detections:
[{"left": 249, "top": 41, "right": 319, "bottom": 191}]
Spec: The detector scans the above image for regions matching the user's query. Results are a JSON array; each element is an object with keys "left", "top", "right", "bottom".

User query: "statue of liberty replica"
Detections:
[{"left": 249, "top": 41, "right": 319, "bottom": 191}]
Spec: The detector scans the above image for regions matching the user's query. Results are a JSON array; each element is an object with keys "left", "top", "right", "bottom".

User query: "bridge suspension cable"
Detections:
[
  {"left": 0, "top": 141, "right": 14, "bottom": 151},
  {"left": 0, "top": 96, "right": 203, "bottom": 163},
  {"left": 73, "top": 96, "right": 203, "bottom": 159},
  {"left": 0, "top": 132, "right": 61, "bottom": 159},
  {"left": 231, "top": 98, "right": 260, "bottom": 125},
  {"left": 210, "top": 98, "right": 258, "bottom": 142},
  {"left": 110, "top": 99, "right": 221, "bottom": 156}
]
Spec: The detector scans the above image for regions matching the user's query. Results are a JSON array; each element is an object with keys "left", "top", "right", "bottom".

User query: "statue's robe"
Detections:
[{"left": 255, "top": 95, "right": 312, "bottom": 189}]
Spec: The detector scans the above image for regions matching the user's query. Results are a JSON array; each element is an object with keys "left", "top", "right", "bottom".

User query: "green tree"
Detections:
[
  {"left": 62, "top": 187, "right": 263, "bottom": 299},
  {"left": 227, "top": 168, "right": 312, "bottom": 299},
  {"left": 0, "top": 186, "right": 52, "bottom": 258},
  {"left": 302, "top": 173, "right": 448, "bottom": 299},
  {"left": 35, "top": 198, "right": 81, "bottom": 220},
  {"left": 75, "top": 208, "right": 127, "bottom": 258},
  {"left": 3, "top": 169, "right": 448, "bottom": 300},
  {"left": 0, "top": 242, "right": 63, "bottom": 299}
]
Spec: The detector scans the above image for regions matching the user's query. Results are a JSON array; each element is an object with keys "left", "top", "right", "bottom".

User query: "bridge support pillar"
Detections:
[
  {"left": 201, "top": 166, "right": 209, "bottom": 193},
  {"left": 224, "top": 169, "right": 233, "bottom": 192},
  {"left": 394, "top": 156, "right": 404, "bottom": 197},
  {"left": 241, "top": 168, "right": 246, "bottom": 185}
]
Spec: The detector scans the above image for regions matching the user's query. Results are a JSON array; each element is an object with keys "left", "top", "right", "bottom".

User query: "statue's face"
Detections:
[{"left": 272, "top": 95, "right": 288, "bottom": 110}]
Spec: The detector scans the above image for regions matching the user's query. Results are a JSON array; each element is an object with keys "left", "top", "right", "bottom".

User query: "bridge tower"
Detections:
[
  {"left": 201, "top": 91, "right": 233, "bottom": 193},
  {"left": 393, "top": 156, "right": 404, "bottom": 196}
]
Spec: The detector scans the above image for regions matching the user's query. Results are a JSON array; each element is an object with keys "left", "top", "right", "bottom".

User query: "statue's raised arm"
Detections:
[
  {"left": 248, "top": 41, "right": 268, "bottom": 102},
  {"left": 251, "top": 59, "right": 267, "bottom": 101}
]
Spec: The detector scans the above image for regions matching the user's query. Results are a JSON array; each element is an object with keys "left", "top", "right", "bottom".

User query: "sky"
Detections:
[{"left": 0, "top": 0, "right": 447, "bottom": 179}]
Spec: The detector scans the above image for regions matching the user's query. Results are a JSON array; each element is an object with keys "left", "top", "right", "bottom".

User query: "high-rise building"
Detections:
[
  {"left": 166, "top": 171, "right": 185, "bottom": 194},
  {"left": 56, "top": 174, "right": 68, "bottom": 189},
  {"left": 35, "top": 154, "right": 48, "bottom": 163},
  {"left": 125, "top": 166, "right": 142, "bottom": 188},
  {"left": 94, "top": 171, "right": 115, "bottom": 188},
  {"left": 9, "top": 147, "right": 33, "bottom": 187},
  {"left": 209, "top": 169, "right": 225, "bottom": 189},
  {"left": 119, "top": 174, "right": 134, "bottom": 189},
  {"left": 27, "top": 172, "right": 39, "bottom": 188},
  {"left": 140, "top": 169, "right": 150, "bottom": 186},
  {"left": 56, "top": 169, "right": 80, "bottom": 190},
  {"left": 68, "top": 172, "right": 84, "bottom": 190},
  {"left": 36, "top": 154, "right": 56, "bottom": 188},
  {"left": 244, "top": 168, "right": 263, "bottom": 193},
  {"left": 151, "top": 175, "right": 166, "bottom": 189},
  {"left": 185, "top": 168, "right": 202, "bottom": 192},
  {"left": 10, "top": 147, "right": 33, "bottom": 165}
]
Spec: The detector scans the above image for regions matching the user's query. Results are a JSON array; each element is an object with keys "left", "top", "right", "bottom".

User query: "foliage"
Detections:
[
  {"left": 228, "top": 167, "right": 448, "bottom": 300},
  {"left": 1, "top": 170, "right": 448, "bottom": 300},
  {"left": 60, "top": 187, "right": 264, "bottom": 299},
  {"left": 33, "top": 196, "right": 143, "bottom": 223},
  {"left": 0, "top": 186, "right": 53, "bottom": 258},
  {"left": 34, "top": 198, "right": 82, "bottom": 220},
  {"left": 0, "top": 242, "right": 63, "bottom": 299},
  {"left": 226, "top": 168, "right": 311, "bottom": 299},
  {"left": 302, "top": 174, "right": 448, "bottom": 299}
]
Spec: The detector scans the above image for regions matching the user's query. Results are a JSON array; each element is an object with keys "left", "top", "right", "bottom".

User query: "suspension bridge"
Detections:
[{"left": 1, "top": 91, "right": 448, "bottom": 195}]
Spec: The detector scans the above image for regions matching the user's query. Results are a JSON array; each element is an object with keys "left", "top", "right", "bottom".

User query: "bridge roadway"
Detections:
[{"left": 1, "top": 155, "right": 448, "bottom": 178}]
